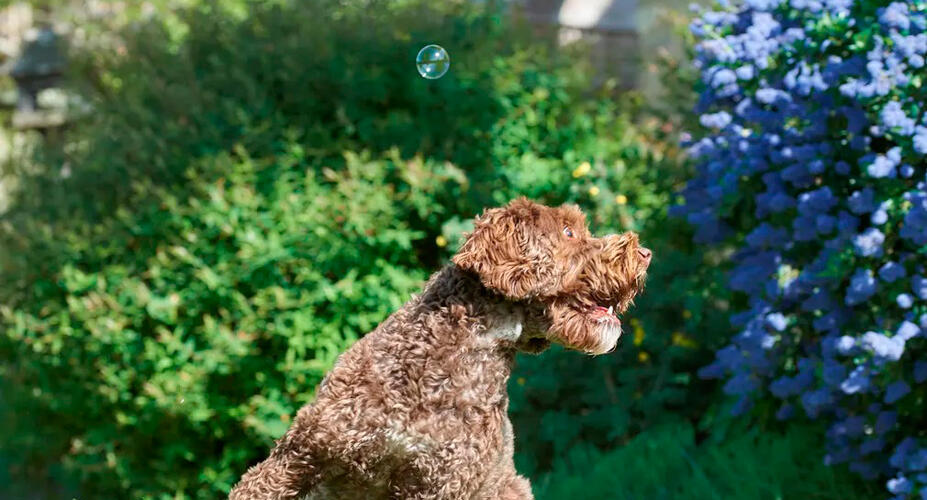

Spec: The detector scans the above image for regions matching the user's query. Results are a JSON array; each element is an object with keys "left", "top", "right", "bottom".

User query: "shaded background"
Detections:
[{"left": 0, "top": 1, "right": 879, "bottom": 498}]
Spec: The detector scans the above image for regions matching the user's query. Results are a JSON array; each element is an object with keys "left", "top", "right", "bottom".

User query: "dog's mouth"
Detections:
[
  {"left": 589, "top": 303, "right": 624, "bottom": 354},
  {"left": 591, "top": 305, "right": 621, "bottom": 326}
]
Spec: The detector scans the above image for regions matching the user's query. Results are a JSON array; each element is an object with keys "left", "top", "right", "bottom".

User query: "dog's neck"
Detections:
[
  {"left": 413, "top": 265, "right": 550, "bottom": 352},
  {"left": 387, "top": 266, "right": 534, "bottom": 414}
]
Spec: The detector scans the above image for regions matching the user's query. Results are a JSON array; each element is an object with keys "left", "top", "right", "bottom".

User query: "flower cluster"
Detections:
[{"left": 676, "top": 0, "right": 927, "bottom": 497}]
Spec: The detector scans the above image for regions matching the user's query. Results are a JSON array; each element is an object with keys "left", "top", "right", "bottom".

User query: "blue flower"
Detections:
[
  {"left": 865, "top": 148, "right": 901, "bottom": 178},
  {"left": 848, "top": 188, "right": 876, "bottom": 214},
  {"left": 756, "top": 87, "right": 789, "bottom": 104},
  {"left": 861, "top": 331, "right": 904, "bottom": 361},
  {"left": 841, "top": 366, "right": 870, "bottom": 394},
  {"left": 913, "top": 275, "right": 927, "bottom": 300},
  {"left": 736, "top": 65, "right": 756, "bottom": 80},
  {"left": 766, "top": 312, "right": 788, "bottom": 331},
  {"left": 823, "top": 359, "right": 847, "bottom": 386},
  {"left": 797, "top": 187, "right": 836, "bottom": 215},
  {"left": 682, "top": 1, "right": 927, "bottom": 492},
  {"left": 897, "top": 321, "right": 920, "bottom": 341},
  {"left": 914, "top": 361, "right": 927, "bottom": 383},
  {"left": 880, "top": 101, "right": 916, "bottom": 135},
  {"left": 884, "top": 380, "right": 911, "bottom": 404},
  {"left": 801, "top": 388, "right": 833, "bottom": 418},
  {"left": 813, "top": 311, "right": 845, "bottom": 332},
  {"left": 729, "top": 251, "right": 780, "bottom": 293},
  {"left": 711, "top": 68, "right": 738, "bottom": 88},
  {"left": 914, "top": 126, "right": 927, "bottom": 154},
  {"left": 861, "top": 438, "right": 887, "bottom": 456},
  {"left": 871, "top": 200, "right": 891, "bottom": 225},
  {"left": 770, "top": 376, "right": 797, "bottom": 398},
  {"left": 876, "top": 411, "right": 898, "bottom": 434},
  {"left": 879, "top": 261, "right": 907, "bottom": 282},
  {"left": 724, "top": 372, "right": 758, "bottom": 395},
  {"left": 700, "top": 111, "right": 732, "bottom": 128},
  {"left": 879, "top": 2, "right": 911, "bottom": 30},
  {"left": 853, "top": 228, "right": 885, "bottom": 257},
  {"left": 815, "top": 214, "right": 835, "bottom": 234},
  {"left": 887, "top": 475, "right": 912, "bottom": 495},
  {"left": 900, "top": 190, "right": 927, "bottom": 245},
  {"left": 823, "top": 0, "right": 851, "bottom": 14},
  {"left": 846, "top": 269, "right": 878, "bottom": 305},
  {"left": 890, "top": 438, "right": 917, "bottom": 469},
  {"left": 836, "top": 335, "right": 856, "bottom": 354},
  {"left": 744, "top": 0, "right": 785, "bottom": 9},
  {"left": 909, "top": 449, "right": 927, "bottom": 470},
  {"left": 776, "top": 404, "right": 794, "bottom": 420},
  {"left": 794, "top": 215, "right": 817, "bottom": 241},
  {"left": 831, "top": 416, "right": 865, "bottom": 438},
  {"left": 746, "top": 223, "right": 788, "bottom": 249},
  {"left": 838, "top": 213, "right": 859, "bottom": 235}
]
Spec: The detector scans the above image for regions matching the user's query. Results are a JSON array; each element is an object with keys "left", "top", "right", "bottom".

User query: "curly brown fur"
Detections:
[{"left": 229, "top": 198, "right": 651, "bottom": 499}]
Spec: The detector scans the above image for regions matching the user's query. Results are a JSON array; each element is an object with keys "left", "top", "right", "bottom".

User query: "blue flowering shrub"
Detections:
[{"left": 676, "top": 0, "right": 927, "bottom": 496}]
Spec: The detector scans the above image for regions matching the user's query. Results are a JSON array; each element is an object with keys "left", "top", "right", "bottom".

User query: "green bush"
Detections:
[
  {"left": 3, "top": 147, "right": 461, "bottom": 497},
  {"left": 0, "top": 0, "right": 728, "bottom": 497},
  {"left": 535, "top": 420, "right": 879, "bottom": 500}
]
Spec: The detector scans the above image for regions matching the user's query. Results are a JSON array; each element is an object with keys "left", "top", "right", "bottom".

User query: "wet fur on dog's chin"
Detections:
[{"left": 544, "top": 300, "right": 627, "bottom": 355}]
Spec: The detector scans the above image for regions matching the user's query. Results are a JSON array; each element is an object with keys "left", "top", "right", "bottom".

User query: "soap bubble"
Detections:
[{"left": 416, "top": 44, "right": 449, "bottom": 79}]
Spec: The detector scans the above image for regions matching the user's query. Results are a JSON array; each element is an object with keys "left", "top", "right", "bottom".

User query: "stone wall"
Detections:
[
  {"left": 517, "top": 0, "right": 640, "bottom": 87},
  {"left": 516, "top": 0, "right": 697, "bottom": 94}
]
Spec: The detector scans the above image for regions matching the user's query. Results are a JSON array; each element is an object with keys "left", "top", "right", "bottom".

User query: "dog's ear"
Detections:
[{"left": 453, "top": 198, "right": 559, "bottom": 299}]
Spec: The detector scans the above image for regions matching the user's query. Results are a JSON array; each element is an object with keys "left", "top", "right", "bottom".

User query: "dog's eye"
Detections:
[{"left": 563, "top": 226, "right": 575, "bottom": 238}]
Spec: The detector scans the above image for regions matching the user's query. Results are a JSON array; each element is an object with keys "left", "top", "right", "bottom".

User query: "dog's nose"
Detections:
[{"left": 637, "top": 247, "right": 652, "bottom": 261}]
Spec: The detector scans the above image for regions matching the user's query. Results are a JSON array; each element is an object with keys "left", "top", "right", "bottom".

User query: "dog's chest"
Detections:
[
  {"left": 480, "top": 303, "right": 525, "bottom": 343},
  {"left": 300, "top": 416, "right": 514, "bottom": 500},
  {"left": 300, "top": 481, "right": 389, "bottom": 500}
]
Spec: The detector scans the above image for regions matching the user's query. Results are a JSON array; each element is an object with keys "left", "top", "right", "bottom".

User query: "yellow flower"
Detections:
[
  {"left": 435, "top": 235, "right": 448, "bottom": 247},
  {"left": 682, "top": 310, "right": 692, "bottom": 319},
  {"left": 672, "top": 331, "right": 698, "bottom": 349},
  {"left": 572, "top": 161, "right": 592, "bottom": 178},
  {"left": 633, "top": 325, "right": 645, "bottom": 346},
  {"left": 638, "top": 351, "right": 650, "bottom": 362},
  {"left": 517, "top": 377, "right": 526, "bottom": 386},
  {"left": 588, "top": 186, "right": 600, "bottom": 197},
  {"left": 615, "top": 194, "right": 627, "bottom": 205}
]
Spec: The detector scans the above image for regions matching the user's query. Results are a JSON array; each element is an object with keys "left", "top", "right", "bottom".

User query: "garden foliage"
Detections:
[
  {"left": 535, "top": 420, "right": 878, "bottom": 500},
  {"left": 0, "top": 1, "right": 725, "bottom": 497},
  {"left": 679, "top": 0, "right": 927, "bottom": 496}
]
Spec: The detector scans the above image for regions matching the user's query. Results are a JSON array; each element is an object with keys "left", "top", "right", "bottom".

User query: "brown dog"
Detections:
[{"left": 229, "top": 198, "right": 651, "bottom": 499}]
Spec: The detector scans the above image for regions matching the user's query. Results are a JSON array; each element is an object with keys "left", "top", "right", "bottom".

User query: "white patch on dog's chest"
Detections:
[
  {"left": 487, "top": 318, "right": 523, "bottom": 342},
  {"left": 484, "top": 305, "right": 524, "bottom": 342},
  {"left": 383, "top": 426, "right": 432, "bottom": 456}
]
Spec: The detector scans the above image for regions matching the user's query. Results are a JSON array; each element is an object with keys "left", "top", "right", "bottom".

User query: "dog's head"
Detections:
[{"left": 453, "top": 198, "right": 651, "bottom": 355}]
